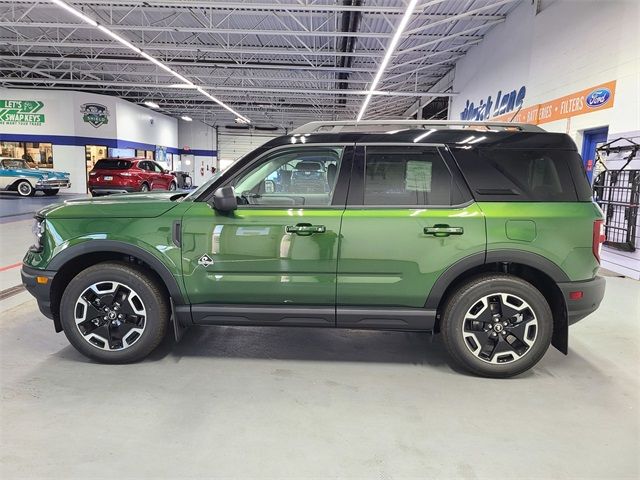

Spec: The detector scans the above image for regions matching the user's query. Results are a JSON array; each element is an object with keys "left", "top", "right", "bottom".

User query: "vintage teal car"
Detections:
[{"left": 0, "top": 157, "right": 71, "bottom": 196}]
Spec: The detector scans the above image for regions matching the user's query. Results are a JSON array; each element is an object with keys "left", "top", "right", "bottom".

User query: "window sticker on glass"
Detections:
[{"left": 405, "top": 160, "right": 432, "bottom": 192}]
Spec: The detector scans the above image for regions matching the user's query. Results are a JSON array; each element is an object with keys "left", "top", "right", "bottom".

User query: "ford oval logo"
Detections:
[{"left": 586, "top": 88, "right": 611, "bottom": 108}]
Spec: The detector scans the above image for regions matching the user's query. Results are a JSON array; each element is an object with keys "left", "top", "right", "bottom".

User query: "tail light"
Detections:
[{"left": 592, "top": 219, "right": 606, "bottom": 263}]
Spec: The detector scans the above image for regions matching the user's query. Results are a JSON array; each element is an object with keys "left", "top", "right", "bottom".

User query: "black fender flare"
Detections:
[
  {"left": 48, "top": 239, "right": 186, "bottom": 305},
  {"left": 424, "top": 249, "right": 570, "bottom": 309}
]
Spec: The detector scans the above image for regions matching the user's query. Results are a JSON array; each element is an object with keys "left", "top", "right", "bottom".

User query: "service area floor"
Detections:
[{"left": 1, "top": 196, "right": 639, "bottom": 480}]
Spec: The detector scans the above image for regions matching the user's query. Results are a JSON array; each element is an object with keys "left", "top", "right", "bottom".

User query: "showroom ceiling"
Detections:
[{"left": 0, "top": 0, "right": 521, "bottom": 128}]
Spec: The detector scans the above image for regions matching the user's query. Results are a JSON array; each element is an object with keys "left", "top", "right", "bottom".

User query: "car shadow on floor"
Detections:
[{"left": 163, "top": 326, "right": 450, "bottom": 366}]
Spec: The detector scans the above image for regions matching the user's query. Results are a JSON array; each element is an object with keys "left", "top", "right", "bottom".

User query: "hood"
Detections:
[{"left": 38, "top": 191, "right": 183, "bottom": 219}]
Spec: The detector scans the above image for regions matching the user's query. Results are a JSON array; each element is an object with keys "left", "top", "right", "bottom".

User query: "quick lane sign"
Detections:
[{"left": 0, "top": 100, "right": 45, "bottom": 126}]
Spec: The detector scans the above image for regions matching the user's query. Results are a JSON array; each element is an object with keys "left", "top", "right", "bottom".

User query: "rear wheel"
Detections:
[
  {"left": 43, "top": 189, "right": 59, "bottom": 196},
  {"left": 441, "top": 274, "right": 553, "bottom": 378},
  {"left": 59, "top": 262, "right": 169, "bottom": 363},
  {"left": 16, "top": 180, "right": 35, "bottom": 197}
]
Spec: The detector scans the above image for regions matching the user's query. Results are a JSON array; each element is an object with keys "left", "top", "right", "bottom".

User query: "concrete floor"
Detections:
[
  {"left": 0, "top": 275, "right": 638, "bottom": 479},
  {"left": 1, "top": 198, "right": 639, "bottom": 479}
]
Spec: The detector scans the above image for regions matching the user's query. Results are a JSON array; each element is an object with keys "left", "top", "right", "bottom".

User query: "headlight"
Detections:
[{"left": 31, "top": 217, "right": 45, "bottom": 252}]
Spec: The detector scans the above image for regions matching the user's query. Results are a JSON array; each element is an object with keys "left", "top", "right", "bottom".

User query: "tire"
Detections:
[
  {"left": 169, "top": 181, "right": 177, "bottom": 191},
  {"left": 16, "top": 180, "right": 35, "bottom": 197},
  {"left": 43, "top": 189, "right": 59, "bottom": 196},
  {"left": 140, "top": 183, "right": 150, "bottom": 192},
  {"left": 59, "top": 262, "right": 169, "bottom": 363},
  {"left": 441, "top": 274, "right": 553, "bottom": 378}
]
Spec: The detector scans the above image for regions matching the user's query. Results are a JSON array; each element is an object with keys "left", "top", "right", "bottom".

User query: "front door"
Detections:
[
  {"left": 181, "top": 145, "right": 352, "bottom": 327},
  {"left": 336, "top": 145, "right": 486, "bottom": 329}
]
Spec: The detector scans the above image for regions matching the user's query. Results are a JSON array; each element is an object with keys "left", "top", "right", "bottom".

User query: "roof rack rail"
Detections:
[{"left": 291, "top": 120, "right": 545, "bottom": 135}]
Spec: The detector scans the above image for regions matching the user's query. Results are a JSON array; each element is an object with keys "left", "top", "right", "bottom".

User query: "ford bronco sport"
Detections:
[{"left": 21, "top": 121, "right": 606, "bottom": 377}]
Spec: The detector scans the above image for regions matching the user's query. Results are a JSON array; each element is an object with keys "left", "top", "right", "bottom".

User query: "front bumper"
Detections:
[
  {"left": 21, "top": 264, "right": 59, "bottom": 330},
  {"left": 89, "top": 186, "right": 138, "bottom": 196},
  {"left": 36, "top": 179, "right": 71, "bottom": 190},
  {"left": 558, "top": 275, "right": 606, "bottom": 325}
]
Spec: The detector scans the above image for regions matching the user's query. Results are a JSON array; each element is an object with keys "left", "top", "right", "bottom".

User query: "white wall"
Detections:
[
  {"left": 52, "top": 145, "right": 85, "bottom": 194},
  {"left": 177, "top": 119, "right": 217, "bottom": 186},
  {"left": 116, "top": 100, "right": 177, "bottom": 148},
  {"left": 451, "top": 0, "right": 640, "bottom": 135},
  {"left": 450, "top": 0, "right": 640, "bottom": 278}
]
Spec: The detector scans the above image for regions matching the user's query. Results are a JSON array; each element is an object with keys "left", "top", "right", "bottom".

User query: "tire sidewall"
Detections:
[
  {"left": 442, "top": 275, "right": 553, "bottom": 377},
  {"left": 140, "top": 183, "right": 149, "bottom": 192},
  {"left": 17, "top": 180, "right": 34, "bottom": 197},
  {"left": 60, "top": 264, "right": 167, "bottom": 363}
]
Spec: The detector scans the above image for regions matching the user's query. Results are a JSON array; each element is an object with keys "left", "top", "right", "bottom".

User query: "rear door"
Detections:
[
  {"left": 180, "top": 144, "right": 353, "bottom": 326},
  {"left": 336, "top": 144, "right": 486, "bottom": 329}
]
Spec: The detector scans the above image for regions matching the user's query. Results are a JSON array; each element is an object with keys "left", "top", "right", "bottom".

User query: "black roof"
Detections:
[{"left": 262, "top": 129, "right": 577, "bottom": 150}]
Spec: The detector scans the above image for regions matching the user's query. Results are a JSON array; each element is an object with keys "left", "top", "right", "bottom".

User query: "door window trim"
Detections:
[
  {"left": 345, "top": 143, "right": 473, "bottom": 209},
  {"left": 216, "top": 143, "right": 356, "bottom": 209}
]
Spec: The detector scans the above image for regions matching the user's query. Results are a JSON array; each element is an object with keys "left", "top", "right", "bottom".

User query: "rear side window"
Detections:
[
  {"left": 94, "top": 159, "right": 132, "bottom": 170},
  {"left": 364, "top": 146, "right": 453, "bottom": 206},
  {"left": 452, "top": 148, "right": 587, "bottom": 201}
]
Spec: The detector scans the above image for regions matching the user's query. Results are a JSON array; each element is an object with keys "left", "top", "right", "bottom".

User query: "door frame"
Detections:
[{"left": 581, "top": 126, "right": 609, "bottom": 183}]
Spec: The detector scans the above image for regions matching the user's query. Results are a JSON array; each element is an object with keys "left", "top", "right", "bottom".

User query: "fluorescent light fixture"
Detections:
[
  {"left": 356, "top": 0, "right": 419, "bottom": 122},
  {"left": 169, "top": 84, "right": 198, "bottom": 89},
  {"left": 48, "top": 0, "right": 250, "bottom": 122},
  {"left": 144, "top": 101, "right": 160, "bottom": 109},
  {"left": 458, "top": 135, "right": 476, "bottom": 144},
  {"left": 468, "top": 136, "right": 487, "bottom": 144},
  {"left": 181, "top": 116, "right": 193, "bottom": 122},
  {"left": 413, "top": 129, "right": 437, "bottom": 143},
  {"left": 50, "top": 0, "right": 97, "bottom": 27}
]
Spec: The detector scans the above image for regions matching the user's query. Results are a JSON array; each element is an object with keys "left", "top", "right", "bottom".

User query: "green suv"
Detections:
[{"left": 21, "top": 121, "right": 606, "bottom": 377}]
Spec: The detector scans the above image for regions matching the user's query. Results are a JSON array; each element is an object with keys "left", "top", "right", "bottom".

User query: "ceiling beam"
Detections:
[
  {"left": 1, "top": 77, "right": 456, "bottom": 97},
  {"left": 0, "top": 1, "right": 499, "bottom": 14}
]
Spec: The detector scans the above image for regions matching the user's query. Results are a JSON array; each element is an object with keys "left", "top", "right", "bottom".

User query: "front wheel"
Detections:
[
  {"left": 441, "top": 274, "right": 553, "bottom": 378},
  {"left": 16, "top": 180, "right": 35, "bottom": 197},
  {"left": 59, "top": 262, "right": 169, "bottom": 363},
  {"left": 43, "top": 189, "right": 59, "bottom": 196},
  {"left": 140, "top": 183, "right": 150, "bottom": 192},
  {"left": 168, "top": 181, "right": 177, "bottom": 191}
]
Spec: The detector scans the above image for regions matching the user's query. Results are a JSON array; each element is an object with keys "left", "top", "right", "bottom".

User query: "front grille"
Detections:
[{"left": 39, "top": 180, "right": 70, "bottom": 188}]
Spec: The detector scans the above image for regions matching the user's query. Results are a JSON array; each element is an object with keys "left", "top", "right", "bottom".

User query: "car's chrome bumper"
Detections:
[{"left": 36, "top": 179, "right": 71, "bottom": 189}]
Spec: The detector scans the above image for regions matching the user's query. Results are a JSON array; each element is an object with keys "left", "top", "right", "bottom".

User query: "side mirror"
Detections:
[
  {"left": 212, "top": 186, "right": 237, "bottom": 212},
  {"left": 164, "top": 169, "right": 170, "bottom": 174}
]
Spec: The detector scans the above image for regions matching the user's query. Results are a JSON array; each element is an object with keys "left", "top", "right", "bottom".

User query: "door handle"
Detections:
[
  {"left": 424, "top": 225, "right": 464, "bottom": 237},
  {"left": 286, "top": 223, "right": 327, "bottom": 235}
]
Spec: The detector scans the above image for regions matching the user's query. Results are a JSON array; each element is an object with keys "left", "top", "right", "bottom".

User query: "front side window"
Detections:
[
  {"left": 233, "top": 147, "right": 343, "bottom": 207},
  {"left": 363, "top": 146, "right": 453, "bottom": 206},
  {"left": 1, "top": 159, "right": 30, "bottom": 170}
]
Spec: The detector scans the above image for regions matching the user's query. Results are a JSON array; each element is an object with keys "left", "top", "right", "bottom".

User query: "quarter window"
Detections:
[
  {"left": 233, "top": 147, "right": 343, "bottom": 207},
  {"left": 363, "top": 146, "right": 453, "bottom": 206}
]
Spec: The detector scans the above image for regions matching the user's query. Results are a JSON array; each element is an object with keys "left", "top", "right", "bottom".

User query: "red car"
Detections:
[{"left": 88, "top": 158, "right": 177, "bottom": 196}]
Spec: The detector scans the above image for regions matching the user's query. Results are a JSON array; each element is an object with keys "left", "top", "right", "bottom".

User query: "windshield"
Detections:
[
  {"left": 1, "top": 158, "right": 30, "bottom": 169},
  {"left": 184, "top": 170, "right": 225, "bottom": 200}
]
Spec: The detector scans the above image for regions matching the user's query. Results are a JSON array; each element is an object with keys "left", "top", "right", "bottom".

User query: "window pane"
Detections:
[
  {"left": 234, "top": 147, "right": 343, "bottom": 207},
  {"left": 452, "top": 148, "right": 579, "bottom": 201},
  {"left": 364, "top": 147, "right": 452, "bottom": 206}
]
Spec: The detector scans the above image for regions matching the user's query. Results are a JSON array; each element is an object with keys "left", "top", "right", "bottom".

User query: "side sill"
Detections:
[
  {"left": 337, "top": 307, "right": 436, "bottom": 331},
  {"left": 191, "top": 304, "right": 335, "bottom": 327}
]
